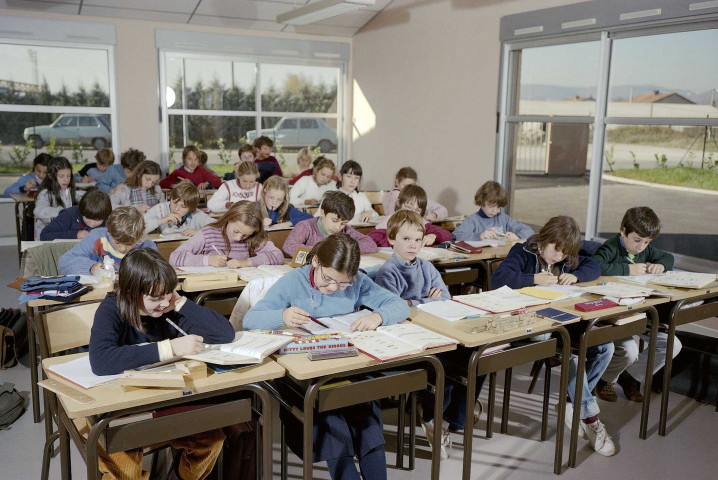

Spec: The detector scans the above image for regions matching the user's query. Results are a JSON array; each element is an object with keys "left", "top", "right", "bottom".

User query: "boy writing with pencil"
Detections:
[{"left": 592, "top": 206, "right": 681, "bottom": 402}]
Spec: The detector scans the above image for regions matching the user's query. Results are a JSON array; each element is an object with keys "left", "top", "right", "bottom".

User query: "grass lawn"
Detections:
[{"left": 609, "top": 167, "right": 718, "bottom": 191}]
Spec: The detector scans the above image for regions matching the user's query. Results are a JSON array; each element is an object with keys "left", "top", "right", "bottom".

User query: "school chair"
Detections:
[
  {"left": 21, "top": 241, "right": 81, "bottom": 427},
  {"left": 363, "top": 190, "right": 385, "bottom": 216}
]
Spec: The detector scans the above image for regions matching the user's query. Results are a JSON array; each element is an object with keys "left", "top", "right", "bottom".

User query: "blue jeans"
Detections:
[{"left": 567, "top": 342, "right": 614, "bottom": 419}]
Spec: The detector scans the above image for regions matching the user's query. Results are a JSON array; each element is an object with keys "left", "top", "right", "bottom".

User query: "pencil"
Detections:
[{"left": 166, "top": 318, "right": 188, "bottom": 336}]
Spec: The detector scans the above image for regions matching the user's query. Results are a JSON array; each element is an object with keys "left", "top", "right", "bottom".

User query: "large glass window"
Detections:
[
  {"left": 500, "top": 26, "right": 718, "bottom": 262},
  {"left": 161, "top": 53, "right": 343, "bottom": 174},
  {"left": 0, "top": 42, "right": 116, "bottom": 170}
]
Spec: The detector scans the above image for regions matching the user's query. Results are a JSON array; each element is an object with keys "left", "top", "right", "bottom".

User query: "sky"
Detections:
[{"left": 519, "top": 28, "right": 718, "bottom": 96}]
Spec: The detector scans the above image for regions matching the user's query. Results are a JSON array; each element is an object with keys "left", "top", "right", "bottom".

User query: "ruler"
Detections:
[{"left": 38, "top": 379, "right": 95, "bottom": 404}]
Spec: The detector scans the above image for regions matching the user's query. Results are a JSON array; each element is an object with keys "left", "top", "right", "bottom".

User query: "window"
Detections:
[
  {"left": 498, "top": 7, "right": 718, "bottom": 262},
  {"left": 0, "top": 40, "right": 116, "bottom": 164},
  {"left": 160, "top": 50, "right": 344, "bottom": 175}
]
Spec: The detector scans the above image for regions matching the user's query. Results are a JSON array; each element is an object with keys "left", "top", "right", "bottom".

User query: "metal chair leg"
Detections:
[
  {"left": 501, "top": 368, "right": 512, "bottom": 434},
  {"left": 280, "top": 421, "right": 287, "bottom": 480},
  {"left": 527, "top": 360, "right": 543, "bottom": 394},
  {"left": 409, "top": 392, "right": 416, "bottom": 471},
  {"left": 541, "top": 358, "right": 551, "bottom": 441},
  {"left": 396, "top": 394, "right": 406, "bottom": 468}
]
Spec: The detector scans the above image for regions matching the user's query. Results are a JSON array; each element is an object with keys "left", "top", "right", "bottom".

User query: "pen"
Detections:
[
  {"left": 166, "top": 318, "right": 188, "bottom": 336},
  {"left": 260, "top": 329, "right": 303, "bottom": 338},
  {"left": 76, "top": 219, "right": 87, "bottom": 231},
  {"left": 211, "top": 244, "right": 223, "bottom": 256},
  {"left": 309, "top": 316, "right": 329, "bottom": 328}
]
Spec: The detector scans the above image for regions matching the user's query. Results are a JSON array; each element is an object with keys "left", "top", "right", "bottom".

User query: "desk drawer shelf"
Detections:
[{"left": 317, "top": 369, "right": 427, "bottom": 412}]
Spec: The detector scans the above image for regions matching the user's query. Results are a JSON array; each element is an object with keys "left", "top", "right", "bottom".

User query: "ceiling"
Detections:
[{"left": 0, "top": 0, "right": 394, "bottom": 37}]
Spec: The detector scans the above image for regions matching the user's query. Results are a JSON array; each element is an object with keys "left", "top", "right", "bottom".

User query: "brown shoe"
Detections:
[
  {"left": 617, "top": 372, "right": 645, "bottom": 403},
  {"left": 595, "top": 379, "right": 618, "bottom": 402}
]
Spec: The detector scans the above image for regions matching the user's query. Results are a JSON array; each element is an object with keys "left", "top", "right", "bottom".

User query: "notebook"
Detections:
[
  {"left": 346, "top": 323, "right": 458, "bottom": 362},
  {"left": 303, "top": 309, "right": 375, "bottom": 334},
  {"left": 416, "top": 299, "right": 488, "bottom": 321},
  {"left": 183, "top": 331, "right": 294, "bottom": 365},
  {"left": 236, "top": 264, "right": 293, "bottom": 282},
  {"left": 453, "top": 286, "right": 550, "bottom": 313}
]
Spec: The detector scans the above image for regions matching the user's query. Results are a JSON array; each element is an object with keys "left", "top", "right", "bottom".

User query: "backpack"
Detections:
[
  {"left": 0, "top": 309, "right": 28, "bottom": 368},
  {"left": 0, "top": 382, "right": 25, "bottom": 429}
]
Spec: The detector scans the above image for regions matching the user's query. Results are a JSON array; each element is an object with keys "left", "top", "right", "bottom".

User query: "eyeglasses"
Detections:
[{"left": 318, "top": 266, "right": 354, "bottom": 289}]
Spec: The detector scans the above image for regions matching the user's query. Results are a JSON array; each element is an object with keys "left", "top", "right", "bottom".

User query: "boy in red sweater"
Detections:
[
  {"left": 160, "top": 145, "right": 222, "bottom": 190},
  {"left": 253, "top": 136, "right": 283, "bottom": 183}
]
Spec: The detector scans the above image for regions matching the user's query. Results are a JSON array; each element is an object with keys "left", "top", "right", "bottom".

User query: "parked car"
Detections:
[
  {"left": 246, "top": 117, "right": 337, "bottom": 152},
  {"left": 23, "top": 114, "right": 112, "bottom": 150}
]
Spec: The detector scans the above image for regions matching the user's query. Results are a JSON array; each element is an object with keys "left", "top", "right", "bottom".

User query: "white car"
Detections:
[
  {"left": 23, "top": 114, "right": 112, "bottom": 150},
  {"left": 246, "top": 117, "right": 337, "bottom": 152}
]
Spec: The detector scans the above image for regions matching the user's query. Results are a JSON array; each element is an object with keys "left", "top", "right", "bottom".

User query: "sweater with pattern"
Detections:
[
  {"left": 281, "top": 217, "right": 378, "bottom": 257},
  {"left": 375, "top": 253, "right": 450, "bottom": 306},
  {"left": 207, "top": 180, "right": 263, "bottom": 213},
  {"left": 169, "top": 225, "right": 283, "bottom": 267},
  {"left": 243, "top": 264, "right": 410, "bottom": 330}
]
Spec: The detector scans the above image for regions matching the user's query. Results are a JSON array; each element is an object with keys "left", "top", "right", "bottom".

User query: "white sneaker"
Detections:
[
  {"left": 581, "top": 419, "right": 616, "bottom": 457},
  {"left": 421, "top": 418, "right": 451, "bottom": 459},
  {"left": 555, "top": 401, "right": 585, "bottom": 438}
]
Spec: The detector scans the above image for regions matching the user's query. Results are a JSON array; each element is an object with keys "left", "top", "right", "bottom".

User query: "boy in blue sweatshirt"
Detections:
[
  {"left": 453, "top": 181, "right": 533, "bottom": 242},
  {"left": 58, "top": 206, "right": 156, "bottom": 275},
  {"left": 3, "top": 153, "right": 50, "bottom": 196},
  {"left": 96, "top": 148, "right": 145, "bottom": 193},
  {"left": 40, "top": 189, "right": 112, "bottom": 240}
]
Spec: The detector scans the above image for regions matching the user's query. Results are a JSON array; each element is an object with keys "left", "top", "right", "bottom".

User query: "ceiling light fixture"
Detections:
[{"left": 277, "top": 0, "right": 375, "bottom": 26}]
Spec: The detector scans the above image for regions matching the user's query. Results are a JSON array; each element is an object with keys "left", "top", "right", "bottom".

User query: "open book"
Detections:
[
  {"left": 648, "top": 271, "right": 717, "bottom": 289},
  {"left": 304, "top": 310, "right": 374, "bottom": 334},
  {"left": 416, "top": 299, "right": 487, "bottom": 321},
  {"left": 183, "top": 331, "right": 294, "bottom": 365},
  {"left": 582, "top": 282, "right": 665, "bottom": 299},
  {"left": 236, "top": 264, "right": 293, "bottom": 282},
  {"left": 346, "top": 323, "right": 457, "bottom": 362},
  {"left": 453, "top": 286, "right": 550, "bottom": 313},
  {"left": 416, "top": 248, "right": 467, "bottom": 262}
]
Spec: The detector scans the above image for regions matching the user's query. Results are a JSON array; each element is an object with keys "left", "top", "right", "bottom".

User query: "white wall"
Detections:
[
  {"left": 0, "top": 9, "right": 351, "bottom": 163},
  {"left": 351, "top": 0, "right": 583, "bottom": 215}
]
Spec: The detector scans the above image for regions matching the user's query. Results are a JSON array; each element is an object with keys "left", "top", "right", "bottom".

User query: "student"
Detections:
[
  {"left": 490, "top": 216, "right": 616, "bottom": 457},
  {"left": 40, "top": 188, "right": 112, "bottom": 240},
  {"left": 238, "top": 143, "right": 256, "bottom": 164},
  {"left": 207, "top": 161, "right": 262, "bottom": 213},
  {"left": 284, "top": 146, "right": 313, "bottom": 180},
  {"left": 283, "top": 190, "right": 378, "bottom": 258},
  {"left": 244, "top": 233, "right": 410, "bottom": 480},
  {"left": 89, "top": 248, "right": 231, "bottom": 479},
  {"left": 369, "top": 185, "right": 451, "bottom": 247},
  {"left": 110, "top": 160, "right": 162, "bottom": 212},
  {"left": 144, "top": 182, "right": 213, "bottom": 236},
  {"left": 288, "top": 155, "right": 324, "bottom": 186},
  {"left": 59, "top": 206, "right": 157, "bottom": 275},
  {"left": 159, "top": 145, "right": 221, "bottom": 190},
  {"left": 3, "top": 152, "right": 50, "bottom": 196},
  {"left": 97, "top": 147, "right": 146, "bottom": 193},
  {"left": 375, "top": 210, "right": 450, "bottom": 305},
  {"left": 253, "top": 136, "right": 283, "bottom": 183},
  {"left": 34, "top": 157, "right": 78, "bottom": 240},
  {"left": 320, "top": 160, "right": 379, "bottom": 223},
  {"left": 81, "top": 149, "right": 115, "bottom": 184},
  {"left": 259, "top": 175, "right": 312, "bottom": 228},
  {"left": 170, "top": 200, "right": 283, "bottom": 268},
  {"left": 382, "top": 167, "right": 448, "bottom": 220},
  {"left": 592, "top": 206, "right": 681, "bottom": 403},
  {"left": 452, "top": 181, "right": 534, "bottom": 242},
  {"left": 198, "top": 149, "right": 220, "bottom": 177},
  {"left": 288, "top": 156, "right": 337, "bottom": 207}
]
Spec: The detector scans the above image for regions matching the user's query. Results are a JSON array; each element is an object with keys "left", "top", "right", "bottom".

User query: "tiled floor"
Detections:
[{"left": 1, "top": 244, "right": 716, "bottom": 479}]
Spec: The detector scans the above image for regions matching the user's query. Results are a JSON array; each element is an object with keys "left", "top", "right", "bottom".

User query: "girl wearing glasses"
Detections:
[{"left": 244, "top": 233, "right": 409, "bottom": 480}]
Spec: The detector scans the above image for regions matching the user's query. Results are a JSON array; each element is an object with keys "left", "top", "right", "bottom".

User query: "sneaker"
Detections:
[
  {"left": 555, "top": 401, "right": 585, "bottom": 438},
  {"left": 617, "top": 372, "right": 644, "bottom": 403},
  {"left": 581, "top": 419, "right": 616, "bottom": 456},
  {"left": 595, "top": 379, "right": 618, "bottom": 402},
  {"left": 421, "top": 418, "right": 451, "bottom": 459}
]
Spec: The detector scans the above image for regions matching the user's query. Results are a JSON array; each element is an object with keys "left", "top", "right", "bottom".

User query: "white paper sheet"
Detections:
[
  {"left": 417, "top": 300, "right": 487, "bottom": 321},
  {"left": 48, "top": 355, "right": 121, "bottom": 389}
]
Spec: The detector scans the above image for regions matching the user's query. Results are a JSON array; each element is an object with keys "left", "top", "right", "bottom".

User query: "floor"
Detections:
[{"left": 1, "top": 246, "right": 717, "bottom": 479}]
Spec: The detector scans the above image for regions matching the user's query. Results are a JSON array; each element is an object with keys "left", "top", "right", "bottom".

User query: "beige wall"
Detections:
[
  {"left": 351, "top": 0, "right": 583, "bottom": 215},
  {"left": 0, "top": 9, "right": 351, "bottom": 163}
]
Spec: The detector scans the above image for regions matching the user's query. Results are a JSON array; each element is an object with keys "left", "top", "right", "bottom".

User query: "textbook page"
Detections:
[
  {"left": 184, "top": 331, "right": 292, "bottom": 365},
  {"left": 454, "top": 286, "right": 550, "bottom": 313},
  {"left": 375, "top": 323, "right": 457, "bottom": 350},
  {"left": 344, "top": 330, "right": 420, "bottom": 361},
  {"left": 615, "top": 273, "right": 663, "bottom": 286},
  {"left": 649, "top": 271, "right": 717, "bottom": 289},
  {"left": 582, "top": 282, "right": 660, "bottom": 298},
  {"left": 48, "top": 355, "right": 121, "bottom": 389},
  {"left": 306, "top": 309, "right": 374, "bottom": 334},
  {"left": 416, "top": 300, "right": 487, "bottom": 321}
]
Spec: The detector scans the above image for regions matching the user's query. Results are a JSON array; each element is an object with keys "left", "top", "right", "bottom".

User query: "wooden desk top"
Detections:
[
  {"left": 276, "top": 344, "right": 456, "bottom": 381},
  {"left": 42, "top": 353, "right": 285, "bottom": 419},
  {"left": 9, "top": 192, "right": 35, "bottom": 203},
  {"left": 409, "top": 309, "right": 569, "bottom": 348},
  {"left": 27, "top": 286, "right": 112, "bottom": 308}
]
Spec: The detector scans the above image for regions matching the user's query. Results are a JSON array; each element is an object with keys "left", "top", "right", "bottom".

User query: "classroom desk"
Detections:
[
  {"left": 639, "top": 281, "right": 718, "bottom": 435},
  {"left": 42, "top": 353, "right": 284, "bottom": 480},
  {"left": 431, "top": 215, "right": 466, "bottom": 232},
  {"left": 148, "top": 233, "right": 188, "bottom": 261},
  {"left": 550, "top": 280, "right": 669, "bottom": 467},
  {"left": 269, "top": 346, "right": 455, "bottom": 480},
  {"left": 26, "top": 286, "right": 113, "bottom": 431},
  {"left": 10, "top": 192, "right": 35, "bottom": 265},
  {"left": 410, "top": 309, "right": 573, "bottom": 477}
]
